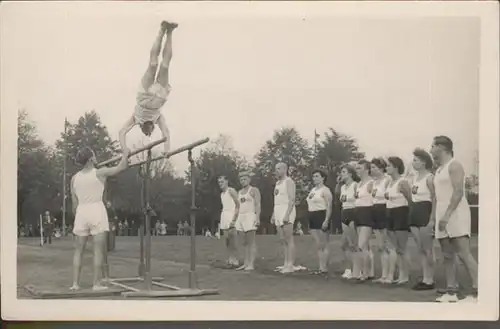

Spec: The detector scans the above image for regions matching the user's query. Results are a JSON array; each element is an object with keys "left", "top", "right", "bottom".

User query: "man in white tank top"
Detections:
[
  {"left": 236, "top": 171, "right": 261, "bottom": 271},
  {"left": 119, "top": 21, "right": 178, "bottom": 156},
  {"left": 272, "top": 162, "right": 298, "bottom": 274},
  {"left": 430, "top": 136, "right": 478, "bottom": 303},
  {"left": 217, "top": 176, "right": 240, "bottom": 267},
  {"left": 70, "top": 147, "right": 129, "bottom": 291}
]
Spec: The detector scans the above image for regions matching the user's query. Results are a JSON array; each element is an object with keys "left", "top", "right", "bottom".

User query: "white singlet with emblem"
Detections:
[
  {"left": 237, "top": 187, "right": 258, "bottom": 232},
  {"left": 355, "top": 180, "right": 373, "bottom": 207},
  {"left": 307, "top": 186, "right": 329, "bottom": 212},
  {"left": 386, "top": 177, "right": 408, "bottom": 209},
  {"left": 434, "top": 159, "right": 471, "bottom": 239},
  {"left": 411, "top": 173, "right": 432, "bottom": 203},
  {"left": 340, "top": 182, "right": 357, "bottom": 210},
  {"left": 220, "top": 189, "right": 236, "bottom": 230},
  {"left": 372, "top": 176, "right": 389, "bottom": 205},
  {"left": 72, "top": 168, "right": 109, "bottom": 237},
  {"left": 273, "top": 177, "right": 296, "bottom": 226}
]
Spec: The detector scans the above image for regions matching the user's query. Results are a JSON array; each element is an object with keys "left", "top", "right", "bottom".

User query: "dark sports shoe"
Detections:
[
  {"left": 437, "top": 285, "right": 459, "bottom": 294},
  {"left": 412, "top": 281, "right": 435, "bottom": 291}
]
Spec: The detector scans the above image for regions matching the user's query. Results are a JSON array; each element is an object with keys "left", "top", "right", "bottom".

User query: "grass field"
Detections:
[{"left": 17, "top": 234, "right": 478, "bottom": 301}]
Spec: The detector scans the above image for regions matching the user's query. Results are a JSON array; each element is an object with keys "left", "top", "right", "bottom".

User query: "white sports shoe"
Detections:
[
  {"left": 342, "top": 269, "right": 353, "bottom": 279},
  {"left": 435, "top": 293, "right": 459, "bottom": 303}
]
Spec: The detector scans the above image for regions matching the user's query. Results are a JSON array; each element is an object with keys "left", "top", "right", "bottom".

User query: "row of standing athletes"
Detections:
[{"left": 216, "top": 141, "right": 477, "bottom": 303}]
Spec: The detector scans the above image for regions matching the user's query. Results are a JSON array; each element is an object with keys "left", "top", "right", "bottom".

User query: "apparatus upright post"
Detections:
[
  {"left": 188, "top": 149, "right": 198, "bottom": 289},
  {"left": 144, "top": 148, "right": 153, "bottom": 291}
]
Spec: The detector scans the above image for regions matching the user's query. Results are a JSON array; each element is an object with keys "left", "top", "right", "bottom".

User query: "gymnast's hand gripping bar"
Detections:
[{"left": 96, "top": 137, "right": 168, "bottom": 168}]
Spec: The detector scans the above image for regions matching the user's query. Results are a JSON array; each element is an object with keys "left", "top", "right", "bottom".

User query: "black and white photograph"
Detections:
[{"left": 1, "top": 1, "right": 498, "bottom": 321}]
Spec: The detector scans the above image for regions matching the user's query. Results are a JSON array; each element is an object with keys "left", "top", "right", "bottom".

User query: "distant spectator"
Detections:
[
  {"left": 160, "top": 220, "right": 167, "bottom": 236},
  {"left": 177, "top": 221, "right": 183, "bottom": 235},
  {"left": 43, "top": 211, "right": 54, "bottom": 244},
  {"left": 183, "top": 220, "right": 190, "bottom": 236},
  {"left": 155, "top": 220, "right": 161, "bottom": 236}
]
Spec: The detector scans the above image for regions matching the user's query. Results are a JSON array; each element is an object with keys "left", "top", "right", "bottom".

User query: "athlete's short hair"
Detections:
[
  {"left": 238, "top": 170, "right": 252, "bottom": 178},
  {"left": 371, "top": 157, "right": 387, "bottom": 172},
  {"left": 433, "top": 135, "right": 454, "bottom": 154},
  {"left": 413, "top": 148, "right": 434, "bottom": 170},
  {"left": 357, "top": 159, "right": 371, "bottom": 175},
  {"left": 341, "top": 164, "right": 360, "bottom": 182},
  {"left": 75, "top": 147, "right": 94, "bottom": 166},
  {"left": 311, "top": 169, "right": 328, "bottom": 181},
  {"left": 217, "top": 175, "right": 228, "bottom": 181},
  {"left": 387, "top": 156, "right": 405, "bottom": 175}
]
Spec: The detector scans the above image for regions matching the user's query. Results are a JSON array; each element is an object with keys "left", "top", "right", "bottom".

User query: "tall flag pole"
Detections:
[
  {"left": 314, "top": 129, "right": 320, "bottom": 167},
  {"left": 62, "top": 118, "right": 68, "bottom": 236}
]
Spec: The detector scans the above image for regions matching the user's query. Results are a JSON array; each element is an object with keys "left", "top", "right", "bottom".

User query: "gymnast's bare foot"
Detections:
[
  {"left": 161, "top": 20, "right": 169, "bottom": 32},
  {"left": 165, "top": 21, "right": 178, "bottom": 31}
]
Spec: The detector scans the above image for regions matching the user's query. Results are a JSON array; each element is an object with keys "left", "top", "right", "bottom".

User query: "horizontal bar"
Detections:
[
  {"left": 130, "top": 137, "right": 210, "bottom": 168},
  {"left": 109, "top": 277, "right": 165, "bottom": 283},
  {"left": 122, "top": 288, "right": 219, "bottom": 298},
  {"left": 96, "top": 137, "right": 167, "bottom": 168}
]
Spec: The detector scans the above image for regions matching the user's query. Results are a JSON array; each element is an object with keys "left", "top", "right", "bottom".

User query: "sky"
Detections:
[{"left": 2, "top": 3, "right": 480, "bottom": 176}]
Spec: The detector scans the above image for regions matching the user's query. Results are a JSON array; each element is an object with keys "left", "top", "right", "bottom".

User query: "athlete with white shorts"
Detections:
[
  {"left": 271, "top": 162, "right": 297, "bottom": 274},
  {"left": 431, "top": 136, "right": 478, "bottom": 303},
  {"left": 119, "top": 20, "right": 178, "bottom": 155},
  {"left": 217, "top": 176, "right": 240, "bottom": 267},
  {"left": 70, "top": 147, "right": 129, "bottom": 291},
  {"left": 235, "top": 171, "right": 261, "bottom": 271}
]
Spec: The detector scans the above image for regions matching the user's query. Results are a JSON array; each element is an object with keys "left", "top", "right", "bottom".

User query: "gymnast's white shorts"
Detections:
[
  {"left": 434, "top": 202, "right": 471, "bottom": 240},
  {"left": 220, "top": 211, "right": 235, "bottom": 231},
  {"left": 274, "top": 205, "right": 296, "bottom": 227},
  {"left": 236, "top": 213, "right": 258, "bottom": 232},
  {"left": 73, "top": 202, "right": 109, "bottom": 237}
]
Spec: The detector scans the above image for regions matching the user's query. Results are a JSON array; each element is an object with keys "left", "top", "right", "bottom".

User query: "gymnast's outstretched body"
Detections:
[{"left": 119, "top": 20, "right": 178, "bottom": 155}]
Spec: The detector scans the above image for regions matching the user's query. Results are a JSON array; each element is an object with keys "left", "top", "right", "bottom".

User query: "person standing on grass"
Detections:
[
  {"left": 409, "top": 148, "right": 437, "bottom": 291},
  {"left": 217, "top": 175, "right": 240, "bottom": 267},
  {"left": 70, "top": 146, "right": 129, "bottom": 291},
  {"left": 369, "top": 158, "right": 392, "bottom": 284},
  {"left": 430, "top": 136, "right": 478, "bottom": 303},
  {"left": 306, "top": 169, "right": 333, "bottom": 275},
  {"left": 42, "top": 211, "right": 54, "bottom": 245},
  {"left": 235, "top": 171, "right": 261, "bottom": 271},
  {"left": 271, "top": 162, "right": 298, "bottom": 274},
  {"left": 385, "top": 156, "right": 412, "bottom": 285},
  {"left": 160, "top": 220, "right": 167, "bottom": 236},
  {"left": 337, "top": 165, "right": 359, "bottom": 279},
  {"left": 352, "top": 160, "right": 375, "bottom": 281}
]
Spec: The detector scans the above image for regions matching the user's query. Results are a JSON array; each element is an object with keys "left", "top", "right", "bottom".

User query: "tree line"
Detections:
[{"left": 18, "top": 110, "right": 478, "bottom": 234}]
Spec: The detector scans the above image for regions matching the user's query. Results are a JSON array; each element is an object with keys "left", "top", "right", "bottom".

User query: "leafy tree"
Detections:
[
  {"left": 54, "top": 111, "right": 119, "bottom": 215},
  {"left": 315, "top": 128, "right": 365, "bottom": 179},
  {"left": 253, "top": 127, "right": 313, "bottom": 232},
  {"left": 314, "top": 128, "right": 364, "bottom": 232},
  {"left": 190, "top": 135, "right": 248, "bottom": 232},
  {"left": 18, "top": 110, "right": 59, "bottom": 225}
]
